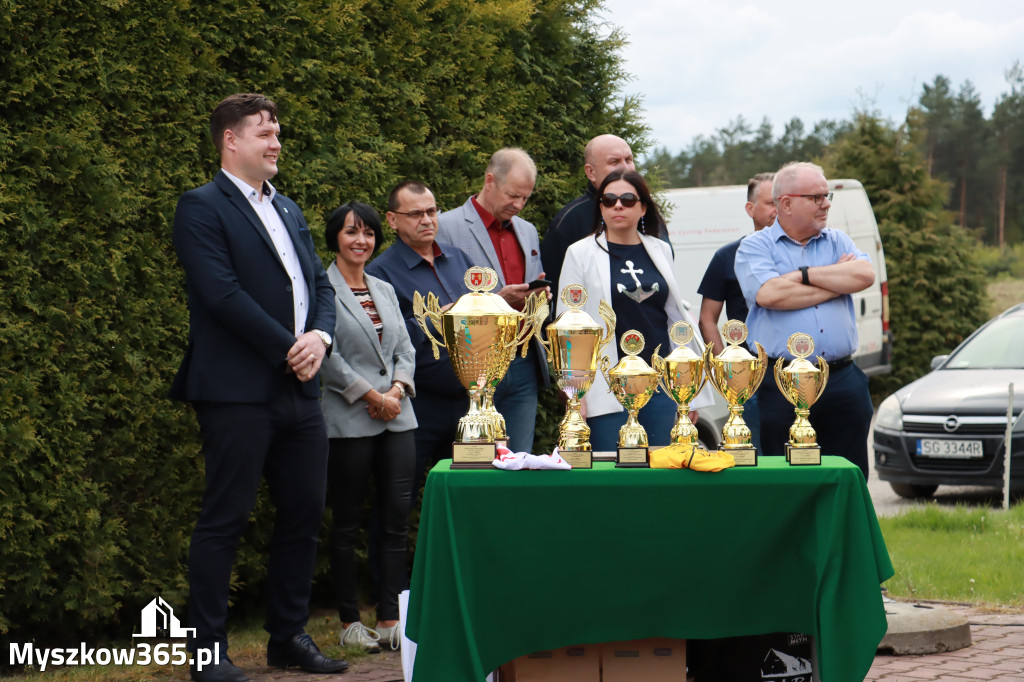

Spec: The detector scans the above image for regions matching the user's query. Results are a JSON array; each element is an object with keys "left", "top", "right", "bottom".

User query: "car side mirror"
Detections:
[{"left": 930, "top": 355, "right": 948, "bottom": 370}]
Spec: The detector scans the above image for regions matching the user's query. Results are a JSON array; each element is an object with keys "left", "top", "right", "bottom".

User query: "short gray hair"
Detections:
[
  {"left": 486, "top": 147, "right": 536, "bottom": 184},
  {"left": 746, "top": 172, "right": 775, "bottom": 203},
  {"left": 772, "top": 162, "right": 824, "bottom": 203}
]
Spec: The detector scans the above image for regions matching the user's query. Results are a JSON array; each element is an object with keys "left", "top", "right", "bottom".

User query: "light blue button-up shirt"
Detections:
[{"left": 734, "top": 220, "right": 870, "bottom": 360}]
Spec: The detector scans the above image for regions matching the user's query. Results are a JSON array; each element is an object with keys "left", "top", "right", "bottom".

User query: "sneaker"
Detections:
[
  {"left": 375, "top": 623, "right": 401, "bottom": 651},
  {"left": 340, "top": 622, "right": 380, "bottom": 652}
]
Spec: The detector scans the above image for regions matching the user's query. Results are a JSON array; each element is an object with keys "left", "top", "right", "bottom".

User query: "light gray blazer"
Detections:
[
  {"left": 437, "top": 197, "right": 544, "bottom": 286},
  {"left": 437, "top": 197, "right": 549, "bottom": 385},
  {"left": 321, "top": 262, "right": 417, "bottom": 438}
]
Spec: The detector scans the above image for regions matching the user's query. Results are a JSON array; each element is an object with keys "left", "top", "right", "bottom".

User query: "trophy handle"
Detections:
[
  {"left": 651, "top": 345, "right": 663, "bottom": 395},
  {"left": 750, "top": 342, "right": 768, "bottom": 392},
  {"left": 773, "top": 357, "right": 796, "bottom": 406},
  {"left": 598, "top": 355, "right": 612, "bottom": 394},
  {"left": 816, "top": 356, "right": 830, "bottom": 401},
  {"left": 413, "top": 291, "right": 445, "bottom": 361},
  {"left": 703, "top": 341, "right": 724, "bottom": 395},
  {"left": 598, "top": 299, "right": 617, "bottom": 349},
  {"left": 515, "top": 291, "right": 548, "bottom": 358}
]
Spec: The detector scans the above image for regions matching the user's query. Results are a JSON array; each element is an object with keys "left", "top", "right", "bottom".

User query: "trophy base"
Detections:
[
  {"left": 616, "top": 446, "right": 649, "bottom": 468},
  {"left": 787, "top": 444, "right": 821, "bottom": 466},
  {"left": 451, "top": 442, "right": 497, "bottom": 469},
  {"left": 723, "top": 445, "right": 757, "bottom": 467},
  {"left": 560, "top": 449, "right": 593, "bottom": 469}
]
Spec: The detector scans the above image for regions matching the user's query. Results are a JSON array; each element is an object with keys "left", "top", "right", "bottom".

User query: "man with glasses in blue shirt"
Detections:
[
  {"left": 735, "top": 162, "right": 875, "bottom": 477},
  {"left": 366, "top": 181, "right": 473, "bottom": 496}
]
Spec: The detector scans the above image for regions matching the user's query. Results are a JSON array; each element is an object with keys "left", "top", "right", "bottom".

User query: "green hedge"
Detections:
[{"left": 0, "top": 0, "right": 647, "bottom": 641}]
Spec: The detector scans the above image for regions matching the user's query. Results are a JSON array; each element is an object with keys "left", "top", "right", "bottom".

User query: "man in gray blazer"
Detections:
[{"left": 437, "top": 148, "right": 549, "bottom": 453}]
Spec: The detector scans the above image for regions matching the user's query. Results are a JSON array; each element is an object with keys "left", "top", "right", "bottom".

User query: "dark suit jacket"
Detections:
[{"left": 170, "top": 171, "right": 335, "bottom": 402}]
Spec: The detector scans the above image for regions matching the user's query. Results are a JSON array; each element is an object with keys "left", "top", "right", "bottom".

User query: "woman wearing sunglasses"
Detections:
[
  {"left": 320, "top": 202, "right": 415, "bottom": 652},
  {"left": 556, "top": 170, "right": 712, "bottom": 451}
]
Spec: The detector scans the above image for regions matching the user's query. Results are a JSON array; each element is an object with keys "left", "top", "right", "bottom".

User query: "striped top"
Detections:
[{"left": 351, "top": 287, "right": 383, "bottom": 341}]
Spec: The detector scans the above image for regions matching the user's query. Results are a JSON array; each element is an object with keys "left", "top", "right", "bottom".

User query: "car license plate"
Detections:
[{"left": 916, "top": 439, "right": 983, "bottom": 458}]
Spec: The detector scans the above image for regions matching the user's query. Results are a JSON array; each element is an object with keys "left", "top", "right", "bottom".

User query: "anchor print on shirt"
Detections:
[{"left": 617, "top": 260, "right": 659, "bottom": 303}]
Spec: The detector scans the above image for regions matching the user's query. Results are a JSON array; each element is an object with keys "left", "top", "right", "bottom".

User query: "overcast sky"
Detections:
[{"left": 599, "top": 0, "right": 1024, "bottom": 157}]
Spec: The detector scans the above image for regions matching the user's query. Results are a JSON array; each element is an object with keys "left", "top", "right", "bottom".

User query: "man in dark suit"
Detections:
[{"left": 171, "top": 93, "right": 347, "bottom": 682}]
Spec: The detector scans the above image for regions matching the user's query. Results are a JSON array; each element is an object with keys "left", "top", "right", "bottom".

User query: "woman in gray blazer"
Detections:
[{"left": 321, "top": 202, "right": 417, "bottom": 652}]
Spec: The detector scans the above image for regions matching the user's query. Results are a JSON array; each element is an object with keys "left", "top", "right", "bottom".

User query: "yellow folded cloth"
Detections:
[{"left": 649, "top": 443, "right": 735, "bottom": 471}]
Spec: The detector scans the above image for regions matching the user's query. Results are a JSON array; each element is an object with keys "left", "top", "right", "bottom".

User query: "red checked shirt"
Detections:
[{"left": 472, "top": 195, "right": 526, "bottom": 289}]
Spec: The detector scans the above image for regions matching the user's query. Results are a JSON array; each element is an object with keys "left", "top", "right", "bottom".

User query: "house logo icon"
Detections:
[{"left": 133, "top": 597, "right": 196, "bottom": 638}]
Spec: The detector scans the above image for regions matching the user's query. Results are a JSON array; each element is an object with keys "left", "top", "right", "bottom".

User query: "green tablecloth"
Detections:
[{"left": 407, "top": 457, "right": 893, "bottom": 682}]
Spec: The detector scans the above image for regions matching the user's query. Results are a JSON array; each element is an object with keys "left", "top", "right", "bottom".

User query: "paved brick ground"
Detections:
[{"left": 175, "top": 605, "right": 1021, "bottom": 681}]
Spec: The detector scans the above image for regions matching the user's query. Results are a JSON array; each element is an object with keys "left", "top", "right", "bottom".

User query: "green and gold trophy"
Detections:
[
  {"left": 540, "top": 284, "right": 616, "bottom": 469},
  {"left": 413, "top": 266, "right": 546, "bottom": 468},
  {"left": 705, "top": 320, "right": 766, "bottom": 466},
  {"left": 599, "top": 330, "right": 662, "bottom": 468},
  {"left": 657, "top": 321, "right": 708, "bottom": 446},
  {"left": 774, "top": 332, "right": 829, "bottom": 465}
]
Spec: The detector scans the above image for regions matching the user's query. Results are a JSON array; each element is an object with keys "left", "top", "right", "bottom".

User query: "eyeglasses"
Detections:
[
  {"left": 599, "top": 192, "right": 640, "bottom": 208},
  {"left": 780, "top": 193, "right": 833, "bottom": 206},
  {"left": 391, "top": 207, "right": 439, "bottom": 219}
]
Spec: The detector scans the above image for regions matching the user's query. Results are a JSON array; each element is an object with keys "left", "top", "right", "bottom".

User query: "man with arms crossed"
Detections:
[
  {"left": 735, "top": 162, "right": 874, "bottom": 476},
  {"left": 171, "top": 93, "right": 347, "bottom": 682},
  {"left": 697, "top": 172, "right": 776, "bottom": 453},
  {"left": 437, "top": 148, "right": 549, "bottom": 453}
]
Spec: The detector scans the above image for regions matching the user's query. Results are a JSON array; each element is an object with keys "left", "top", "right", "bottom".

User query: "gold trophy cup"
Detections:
[
  {"left": 705, "top": 320, "right": 766, "bottom": 466},
  {"left": 599, "top": 330, "right": 662, "bottom": 468},
  {"left": 658, "top": 321, "right": 708, "bottom": 446},
  {"left": 413, "top": 266, "right": 546, "bottom": 468},
  {"left": 774, "top": 332, "right": 829, "bottom": 465},
  {"left": 540, "top": 284, "right": 616, "bottom": 469}
]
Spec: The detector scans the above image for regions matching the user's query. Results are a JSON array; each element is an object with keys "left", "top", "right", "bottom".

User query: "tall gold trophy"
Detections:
[
  {"left": 599, "top": 330, "right": 662, "bottom": 468},
  {"left": 413, "top": 266, "right": 546, "bottom": 468},
  {"left": 705, "top": 320, "right": 766, "bottom": 466},
  {"left": 540, "top": 284, "right": 616, "bottom": 469},
  {"left": 774, "top": 332, "right": 829, "bottom": 465},
  {"left": 657, "top": 321, "right": 708, "bottom": 446}
]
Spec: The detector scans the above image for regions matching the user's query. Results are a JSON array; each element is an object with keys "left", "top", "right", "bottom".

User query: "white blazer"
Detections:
[{"left": 557, "top": 232, "right": 713, "bottom": 418}]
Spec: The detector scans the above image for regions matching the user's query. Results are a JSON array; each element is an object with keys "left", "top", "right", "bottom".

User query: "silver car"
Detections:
[{"left": 873, "top": 304, "right": 1024, "bottom": 498}]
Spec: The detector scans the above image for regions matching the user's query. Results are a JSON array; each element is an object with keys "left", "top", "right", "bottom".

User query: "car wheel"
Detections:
[{"left": 889, "top": 482, "right": 938, "bottom": 499}]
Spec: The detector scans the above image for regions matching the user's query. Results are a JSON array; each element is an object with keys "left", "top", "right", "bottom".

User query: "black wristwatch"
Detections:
[{"left": 799, "top": 266, "right": 810, "bottom": 286}]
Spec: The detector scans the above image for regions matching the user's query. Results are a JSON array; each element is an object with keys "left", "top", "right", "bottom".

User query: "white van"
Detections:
[{"left": 664, "top": 178, "right": 893, "bottom": 376}]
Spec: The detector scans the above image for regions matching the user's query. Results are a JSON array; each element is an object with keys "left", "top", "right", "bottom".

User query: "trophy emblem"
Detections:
[
  {"left": 657, "top": 321, "right": 708, "bottom": 446},
  {"left": 540, "top": 285, "right": 616, "bottom": 469},
  {"left": 774, "top": 332, "right": 829, "bottom": 465},
  {"left": 413, "top": 266, "right": 547, "bottom": 468},
  {"left": 705, "top": 320, "right": 766, "bottom": 466},
  {"left": 599, "top": 330, "right": 662, "bottom": 468}
]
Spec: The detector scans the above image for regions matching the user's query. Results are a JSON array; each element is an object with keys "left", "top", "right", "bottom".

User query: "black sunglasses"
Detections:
[{"left": 599, "top": 192, "right": 640, "bottom": 208}]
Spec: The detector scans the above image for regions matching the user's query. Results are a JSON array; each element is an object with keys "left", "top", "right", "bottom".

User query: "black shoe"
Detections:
[
  {"left": 190, "top": 656, "right": 249, "bottom": 682},
  {"left": 267, "top": 632, "right": 349, "bottom": 674}
]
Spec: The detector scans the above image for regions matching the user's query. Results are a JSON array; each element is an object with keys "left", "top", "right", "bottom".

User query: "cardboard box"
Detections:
[
  {"left": 499, "top": 644, "right": 600, "bottom": 682},
  {"left": 601, "top": 637, "right": 687, "bottom": 682}
]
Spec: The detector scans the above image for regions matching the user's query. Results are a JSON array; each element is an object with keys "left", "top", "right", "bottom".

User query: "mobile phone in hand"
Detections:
[{"left": 527, "top": 278, "right": 551, "bottom": 290}]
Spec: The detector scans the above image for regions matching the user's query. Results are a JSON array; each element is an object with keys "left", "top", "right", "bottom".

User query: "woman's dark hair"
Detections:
[
  {"left": 324, "top": 202, "right": 383, "bottom": 256},
  {"left": 593, "top": 169, "right": 663, "bottom": 240}
]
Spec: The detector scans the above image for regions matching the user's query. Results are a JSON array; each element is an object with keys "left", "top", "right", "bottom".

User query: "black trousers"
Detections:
[
  {"left": 188, "top": 382, "right": 328, "bottom": 651},
  {"left": 409, "top": 391, "right": 468, "bottom": 499},
  {"left": 758, "top": 362, "right": 873, "bottom": 479},
  {"left": 327, "top": 431, "right": 415, "bottom": 622}
]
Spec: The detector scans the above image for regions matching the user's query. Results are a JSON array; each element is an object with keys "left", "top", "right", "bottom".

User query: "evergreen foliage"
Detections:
[
  {"left": 821, "top": 114, "right": 990, "bottom": 398},
  {"left": 0, "top": 0, "right": 646, "bottom": 641}
]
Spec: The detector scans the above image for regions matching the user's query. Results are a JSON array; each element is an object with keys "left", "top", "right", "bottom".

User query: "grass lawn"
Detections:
[
  {"left": 878, "top": 502, "right": 1024, "bottom": 610},
  {"left": 988, "top": 278, "right": 1024, "bottom": 317}
]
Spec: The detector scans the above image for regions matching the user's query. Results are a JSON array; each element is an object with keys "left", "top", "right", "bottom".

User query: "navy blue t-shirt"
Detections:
[
  {"left": 608, "top": 242, "right": 670, "bottom": 364},
  {"left": 697, "top": 237, "right": 749, "bottom": 323}
]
